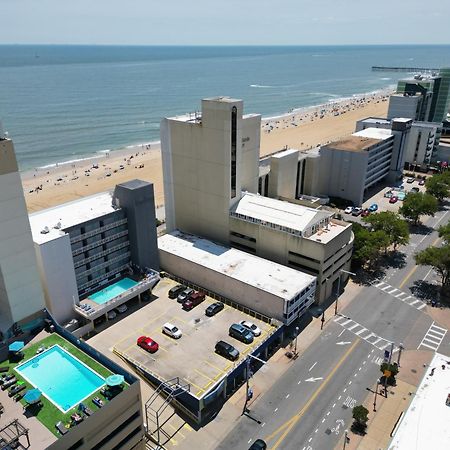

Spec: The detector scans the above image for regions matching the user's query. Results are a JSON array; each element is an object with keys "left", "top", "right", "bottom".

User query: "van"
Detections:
[
  {"left": 168, "top": 284, "right": 185, "bottom": 299},
  {"left": 229, "top": 323, "right": 254, "bottom": 344}
]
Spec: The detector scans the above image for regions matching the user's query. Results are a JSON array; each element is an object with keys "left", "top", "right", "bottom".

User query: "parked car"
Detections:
[
  {"left": 137, "top": 336, "right": 159, "bottom": 353},
  {"left": 352, "top": 207, "right": 362, "bottom": 216},
  {"left": 249, "top": 439, "right": 267, "bottom": 450},
  {"left": 162, "top": 322, "right": 182, "bottom": 339},
  {"left": 361, "top": 209, "right": 370, "bottom": 217},
  {"left": 215, "top": 341, "right": 239, "bottom": 361},
  {"left": 205, "top": 302, "right": 225, "bottom": 317},
  {"left": 419, "top": 179, "right": 425, "bottom": 186},
  {"left": 407, "top": 177, "right": 415, "bottom": 183},
  {"left": 182, "top": 291, "right": 205, "bottom": 310},
  {"left": 411, "top": 187, "right": 420, "bottom": 193},
  {"left": 177, "top": 288, "right": 194, "bottom": 303},
  {"left": 239, "top": 320, "right": 261, "bottom": 337},
  {"left": 389, "top": 196, "right": 398, "bottom": 204},
  {"left": 384, "top": 190, "right": 393, "bottom": 198},
  {"left": 344, "top": 206, "right": 353, "bottom": 214},
  {"left": 397, "top": 192, "right": 406, "bottom": 201},
  {"left": 107, "top": 310, "right": 117, "bottom": 320},
  {"left": 168, "top": 284, "right": 186, "bottom": 299},
  {"left": 116, "top": 304, "right": 127, "bottom": 314},
  {"left": 229, "top": 323, "right": 254, "bottom": 344},
  {"left": 368, "top": 203, "right": 378, "bottom": 212}
]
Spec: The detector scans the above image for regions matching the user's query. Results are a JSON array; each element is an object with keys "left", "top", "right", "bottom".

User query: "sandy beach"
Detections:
[{"left": 22, "top": 92, "right": 390, "bottom": 213}]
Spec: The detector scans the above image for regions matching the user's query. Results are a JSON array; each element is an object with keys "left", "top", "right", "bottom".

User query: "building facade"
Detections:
[{"left": 0, "top": 138, "right": 46, "bottom": 338}]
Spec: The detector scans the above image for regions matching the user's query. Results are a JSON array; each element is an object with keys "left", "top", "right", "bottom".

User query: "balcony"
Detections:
[
  {"left": 77, "top": 263, "right": 130, "bottom": 291},
  {"left": 69, "top": 218, "right": 128, "bottom": 244},
  {"left": 72, "top": 230, "right": 129, "bottom": 257},
  {"left": 74, "top": 241, "right": 130, "bottom": 269},
  {"left": 76, "top": 252, "right": 131, "bottom": 280}
]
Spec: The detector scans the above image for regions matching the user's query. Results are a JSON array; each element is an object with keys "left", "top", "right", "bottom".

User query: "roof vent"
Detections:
[
  {"left": 54, "top": 222, "right": 62, "bottom": 229},
  {"left": 40, "top": 226, "right": 50, "bottom": 234}
]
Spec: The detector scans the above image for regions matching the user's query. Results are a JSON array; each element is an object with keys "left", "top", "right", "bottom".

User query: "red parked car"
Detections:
[
  {"left": 361, "top": 209, "right": 370, "bottom": 217},
  {"left": 389, "top": 196, "right": 398, "bottom": 204},
  {"left": 137, "top": 336, "right": 159, "bottom": 353},
  {"left": 182, "top": 291, "right": 205, "bottom": 310}
]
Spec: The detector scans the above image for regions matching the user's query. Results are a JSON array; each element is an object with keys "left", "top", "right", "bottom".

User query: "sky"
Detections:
[{"left": 1, "top": 0, "right": 449, "bottom": 46}]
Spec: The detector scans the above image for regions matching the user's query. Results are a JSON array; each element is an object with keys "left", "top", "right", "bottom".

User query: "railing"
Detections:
[
  {"left": 73, "top": 241, "right": 130, "bottom": 268},
  {"left": 78, "top": 263, "right": 130, "bottom": 291},
  {"left": 69, "top": 218, "right": 128, "bottom": 244},
  {"left": 72, "top": 230, "right": 128, "bottom": 256},
  {"left": 76, "top": 252, "right": 130, "bottom": 280}
]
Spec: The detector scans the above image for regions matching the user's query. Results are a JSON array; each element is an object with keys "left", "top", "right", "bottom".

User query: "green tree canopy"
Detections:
[
  {"left": 352, "top": 405, "right": 369, "bottom": 425},
  {"left": 438, "top": 223, "right": 450, "bottom": 244},
  {"left": 425, "top": 174, "right": 450, "bottom": 201},
  {"left": 399, "top": 192, "right": 438, "bottom": 225},
  {"left": 363, "top": 211, "right": 409, "bottom": 252},
  {"left": 352, "top": 223, "right": 389, "bottom": 266},
  {"left": 415, "top": 245, "right": 450, "bottom": 287}
]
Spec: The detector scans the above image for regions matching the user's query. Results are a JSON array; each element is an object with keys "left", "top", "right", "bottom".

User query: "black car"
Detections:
[
  {"left": 205, "top": 302, "right": 224, "bottom": 317},
  {"left": 215, "top": 341, "right": 239, "bottom": 361},
  {"left": 168, "top": 284, "right": 186, "bottom": 299},
  {"left": 249, "top": 439, "right": 267, "bottom": 450},
  {"left": 177, "top": 288, "right": 194, "bottom": 303}
]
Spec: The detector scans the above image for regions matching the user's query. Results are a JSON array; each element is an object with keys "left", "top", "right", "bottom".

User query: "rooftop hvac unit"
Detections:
[{"left": 40, "top": 226, "right": 50, "bottom": 234}]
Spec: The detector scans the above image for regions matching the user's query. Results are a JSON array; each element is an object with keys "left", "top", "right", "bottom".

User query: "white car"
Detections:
[
  {"left": 239, "top": 320, "right": 261, "bottom": 337},
  {"left": 162, "top": 322, "right": 182, "bottom": 339},
  {"left": 344, "top": 206, "right": 353, "bottom": 214},
  {"left": 116, "top": 304, "right": 128, "bottom": 314}
]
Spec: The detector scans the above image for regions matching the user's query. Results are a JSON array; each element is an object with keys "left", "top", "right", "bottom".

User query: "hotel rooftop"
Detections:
[
  {"left": 158, "top": 230, "right": 315, "bottom": 299},
  {"left": 29, "top": 192, "right": 116, "bottom": 244},
  {"left": 324, "top": 128, "right": 392, "bottom": 153}
]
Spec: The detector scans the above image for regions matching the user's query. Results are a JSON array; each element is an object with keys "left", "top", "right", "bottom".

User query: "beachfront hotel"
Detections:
[
  {"left": 160, "top": 97, "right": 353, "bottom": 305},
  {"left": 28, "top": 180, "right": 160, "bottom": 332},
  {"left": 0, "top": 137, "right": 46, "bottom": 339}
]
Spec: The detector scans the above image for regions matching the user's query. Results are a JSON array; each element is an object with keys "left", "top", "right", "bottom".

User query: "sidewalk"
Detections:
[
  {"left": 173, "top": 280, "right": 365, "bottom": 450},
  {"left": 334, "top": 349, "right": 433, "bottom": 450}
]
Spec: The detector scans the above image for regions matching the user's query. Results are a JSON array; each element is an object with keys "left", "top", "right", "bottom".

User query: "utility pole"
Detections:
[
  {"left": 383, "top": 342, "right": 395, "bottom": 398},
  {"left": 335, "top": 269, "right": 356, "bottom": 315},
  {"left": 373, "top": 379, "right": 380, "bottom": 412},
  {"left": 293, "top": 326, "right": 299, "bottom": 356},
  {"left": 343, "top": 429, "right": 349, "bottom": 449},
  {"left": 242, "top": 354, "right": 266, "bottom": 417}
]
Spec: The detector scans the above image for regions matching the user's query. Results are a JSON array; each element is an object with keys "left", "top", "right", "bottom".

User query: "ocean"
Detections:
[{"left": 0, "top": 45, "right": 449, "bottom": 170}]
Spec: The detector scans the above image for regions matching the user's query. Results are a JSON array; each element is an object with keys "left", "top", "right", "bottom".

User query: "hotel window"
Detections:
[{"left": 231, "top": 106, "right": 237, "bottom": 198}]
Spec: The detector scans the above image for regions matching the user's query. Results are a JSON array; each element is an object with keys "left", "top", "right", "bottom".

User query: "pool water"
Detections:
[
  {"left": 15, "top": 345, "right": 105, "bottom": 412},
  {"left": 89, "top": 277, "right": 138, "bottom": 304}
]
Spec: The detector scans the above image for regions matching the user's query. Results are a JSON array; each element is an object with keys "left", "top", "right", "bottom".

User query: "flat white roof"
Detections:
[
  {"left": 389, "top": 353, "right": 450, "bottom": 450},
  {"left": 158, "top": 231, "right": 316, "bottom": 300},
  {"left": 271, "top": 148, "right": 299, "bottom": 159},
  {"left": 231, "top": 192, "right": 332, "bottom": 234},
  {"left": 29, "top": 192, "right": 116, "bottom": 244},
  {"left": 353, "top": 128, "right": 393, "bottom": 140}
]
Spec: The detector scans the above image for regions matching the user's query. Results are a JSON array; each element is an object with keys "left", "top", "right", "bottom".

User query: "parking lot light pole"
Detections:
[{"left": 335, "top": 269, "right": 356, "bottom": 315}]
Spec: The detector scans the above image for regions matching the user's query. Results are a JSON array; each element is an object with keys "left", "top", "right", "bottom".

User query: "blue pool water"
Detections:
[
  {"left": 89, "top": 277, "right": 138, "bottom": 304},
  {"left": 15, "top": 345, "right": 105, "bottom": 412}
]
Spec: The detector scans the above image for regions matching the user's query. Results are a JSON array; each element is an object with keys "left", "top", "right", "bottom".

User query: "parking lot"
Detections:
[{"left": 88, "top": 277, "right": 274, "bottom": 398}]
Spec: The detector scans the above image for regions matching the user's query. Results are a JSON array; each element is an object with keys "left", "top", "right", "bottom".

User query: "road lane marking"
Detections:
[
  {"left": 265, "top": 339, "right": 360, "bottom": 449},
  {"left": 338, "top": 329, "right": 345, "bottom": 337},
  {"left": 355, "top": 327, "right": 368, "bottom": 335},
  {"left": 417, "top": 322, "right": 447, "bottom": 351},
  {"left": 286, "top": 394, "right": 290, "bottom": 399},
  {"left": 309, "top": 362, "right": 317, "bottom": 371}
]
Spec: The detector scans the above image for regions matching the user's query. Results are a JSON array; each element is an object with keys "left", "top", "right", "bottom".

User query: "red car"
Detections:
[
  {"left": 182, "top": 291, "right": 205, "bottom": 310},
  {"left": 137, "top": 336, "right": 159, "bottom": 353},
  {"left": 389, "top": 196, "right": 398, "bottom": 204},
  {"left": 361, "top": 209, "right": 370, "bottom": 217}
]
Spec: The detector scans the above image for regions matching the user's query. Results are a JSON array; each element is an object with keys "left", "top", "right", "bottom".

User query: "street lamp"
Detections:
[
  {"left": 397, "top": 343, "right": 404, "bottom": 367},
  {"left": 294, "top": 326, "right": 299, "bottom": 356},
  {"left": 373, "top": 379, "right": 380, "bottom": 412},
  {"left": 335, "top": 269, "right": 356, "bottom": 315},
  {"left": 343, "top": 429, "right": 349, "bottom": 450},
  {"left": 242, "top": 353, "right": 266, "bottom": 417}
]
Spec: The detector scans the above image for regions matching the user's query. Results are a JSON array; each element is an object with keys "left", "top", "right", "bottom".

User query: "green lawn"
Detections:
[{"left": 0, "top": 334, "right": 127, "bottom": 437}]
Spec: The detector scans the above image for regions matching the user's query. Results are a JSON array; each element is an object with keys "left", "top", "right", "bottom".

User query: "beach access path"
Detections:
[{"left": 21, "top": 96, "right": 389, "bottom": 213}]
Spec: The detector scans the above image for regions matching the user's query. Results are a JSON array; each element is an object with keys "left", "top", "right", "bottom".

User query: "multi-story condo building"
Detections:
[
  {"left": 29, "top": 180, "right": 160, "bottom": 326},
  {"left": 0, "top": 137, "right": 46, "bottom": 338},
  {"left": 161, "top": 97, "right": 353, "bottom": 304}
]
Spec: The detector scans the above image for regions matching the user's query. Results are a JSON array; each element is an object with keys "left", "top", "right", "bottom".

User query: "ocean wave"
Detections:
[
  {"left": 250, "top": 84, "right": 275, "bottom": 88},
  {"left": 380, "top": 77, "right": 391, "bottom": 81},
  {"left": 37, "top": 154, "right": 104, "bottom": 169}
]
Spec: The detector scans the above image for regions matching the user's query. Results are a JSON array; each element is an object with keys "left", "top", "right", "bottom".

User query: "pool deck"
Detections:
[{"left": 88, "top": 278, "right": 278, "bottom": 399}]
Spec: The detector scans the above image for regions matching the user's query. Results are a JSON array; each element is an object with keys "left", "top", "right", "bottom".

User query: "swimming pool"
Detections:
[
  {"left": 88, "top": 277, "right": 138, "bottom": 304},
  {"left": 15, "top": 345, "right": 105, "bottom": 412}
]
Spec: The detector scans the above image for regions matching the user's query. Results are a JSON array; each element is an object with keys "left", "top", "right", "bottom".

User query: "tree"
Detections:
[
  {"left": 415, "top": 245, "right": 450, "bottom": 287},
  {"left": 352, "top": 223, "right": 389, "bottom": 267},
  {"left": 363, "top": 211, "right": 409, "bottom": 252},
  {"left": 352, "top": 405, "right": 369, "bottom": 434},
  {"left": 380, "top": 362, "right": 399, "bottom": 385},
  {"left": 425, "top": 174, "right": 450, "bottom": 201},
  {"left": 438, "top": 223, "right": 450, "bottom": 244},
  {"left": 399, "top": 192, "right": 438, "bottom": 225}
]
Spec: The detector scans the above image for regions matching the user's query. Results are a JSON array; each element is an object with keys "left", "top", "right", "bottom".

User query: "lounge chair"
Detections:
[
  {"left": 70, "top": 413, "right": 83, "bottom": 425},
  {"left": 78, "top": 402, "right": 93, "bottom": 416},
  {"left": 0, "top": 367, "right": 8, "bottom": 373},
  {"left": 8, "top": 383, "right": 26, "bottom": 397},
  {"left": 0, "top": 373, "right": 14, "bottom": 384},
  {"left": 1, "top": 377, "right": 16, "bottom": 390},
  {"left": 92, "top": 396, "right": 104, "bottom": 408},
  {"left": 55, "top": 421, "right": 68, "bottom": 435}
]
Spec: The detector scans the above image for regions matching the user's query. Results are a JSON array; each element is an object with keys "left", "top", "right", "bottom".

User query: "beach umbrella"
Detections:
[
  {"left": 106, "top": 374, "right": 124, "bottom": 387},
  {"left": 8, "top": 341, "right": 24, "bottom": 352},
  {"left": 23, "top": 388, "right": 42, "bottom": 404}
]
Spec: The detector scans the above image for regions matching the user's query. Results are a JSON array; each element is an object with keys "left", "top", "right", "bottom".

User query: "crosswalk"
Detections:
[
  {"left": 417, "top": 322, "right": 447, "bottom": 351},
  {"left": 334, "top": 315, "right": 398, "bottom": 352},
  {"left": 372, "top": 280, "right": 427, "bottom": 311}
]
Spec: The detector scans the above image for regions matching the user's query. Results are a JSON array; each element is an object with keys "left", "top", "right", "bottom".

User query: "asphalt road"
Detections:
[{"left": 217, "top": 202, "right": 449, "bottom": 450}]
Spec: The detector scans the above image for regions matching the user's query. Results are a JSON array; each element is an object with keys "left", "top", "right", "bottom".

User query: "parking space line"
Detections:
[
  {"left": 173, "top": 315, "right": 190, "bottom": 325},
  {"left": 204, "top": 360, "right": 227, "bottom": 373},
  {"left": 194, "top": 369, "right": 216, "bottom": 383}
]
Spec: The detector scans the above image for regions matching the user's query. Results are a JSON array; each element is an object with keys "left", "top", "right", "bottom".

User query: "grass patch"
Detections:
[{"left": 0, "top": 334, "right": 127, "bottom": 437}]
